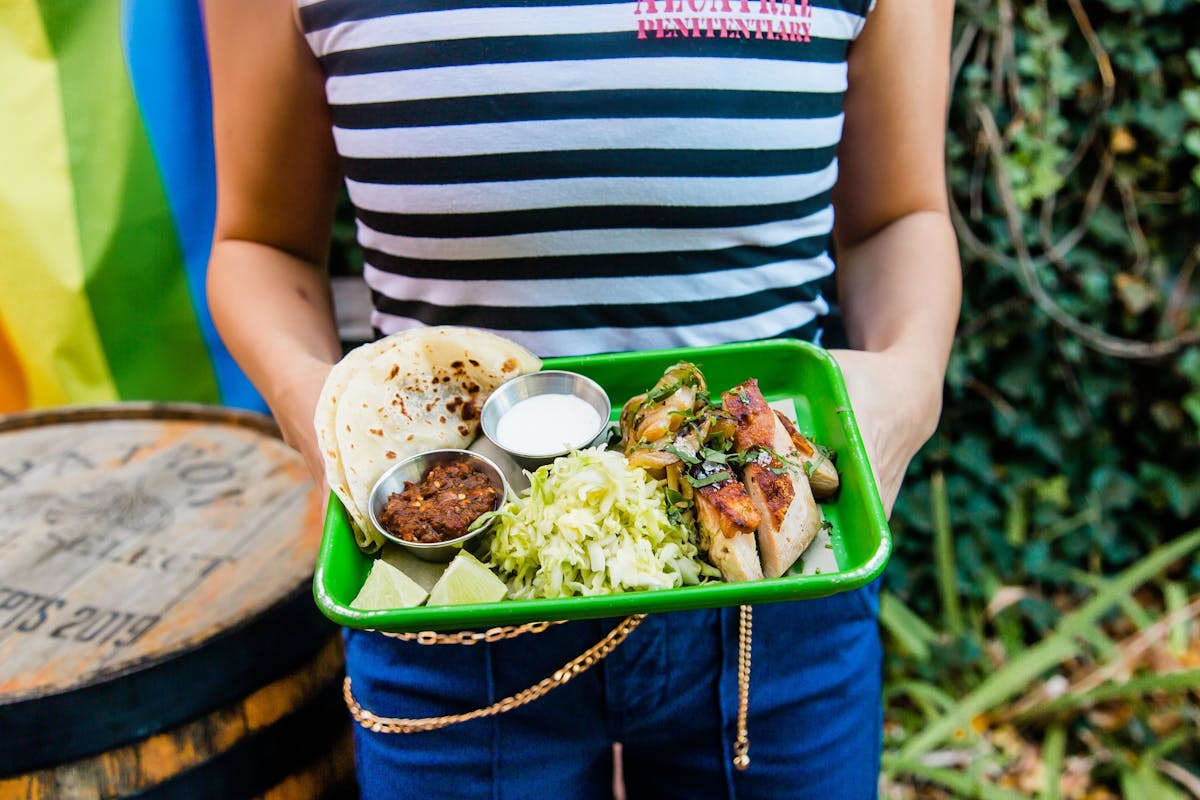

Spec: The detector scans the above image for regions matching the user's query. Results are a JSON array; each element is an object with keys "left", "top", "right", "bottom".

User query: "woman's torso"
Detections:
[{"left": 299, "top": 0, "right": 873, "bottom": 356}]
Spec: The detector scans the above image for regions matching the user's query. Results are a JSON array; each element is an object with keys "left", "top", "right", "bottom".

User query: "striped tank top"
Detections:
[{"left": 299, "top": 0, "right": 874, "bottom": 357}]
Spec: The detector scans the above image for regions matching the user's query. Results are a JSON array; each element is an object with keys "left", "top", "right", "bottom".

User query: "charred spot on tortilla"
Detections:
[
  {"left": 458, "top": 424, "right": 470, "bottom": 436},
  {"left": 502, "top": 358, "right": 518, "bottom": 373},
  {"left": 387, "top": 364, "right": 399, "bottom": 380},
  {"left": 386, "top": 450, "right": 397, "bottom": 459},
  {"left": 461, "top": 400, "right": 479, "bottom": 421},
  {"left": 369, "top": 428, "right": 383, "bottom": 437},
  {"left": 451, "top": 360, "right": 464, "bottom": 368}
]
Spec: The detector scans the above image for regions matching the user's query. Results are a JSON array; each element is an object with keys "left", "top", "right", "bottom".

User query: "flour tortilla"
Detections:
[
  {"left": 319, "top": 327, "right": 540, "bottom": 552},
  {"left": 313, "top": 336, "right": 399, "bottom": 549}
]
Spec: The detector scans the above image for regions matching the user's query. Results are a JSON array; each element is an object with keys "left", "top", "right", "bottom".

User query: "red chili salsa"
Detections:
[{"left": 379, "top": 461, "right": 499, "bottom": 544}]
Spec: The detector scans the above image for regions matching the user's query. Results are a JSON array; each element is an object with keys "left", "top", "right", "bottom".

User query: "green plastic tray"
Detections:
[{"left": 313, "top": 339, "right": 890, "bottom": 632}]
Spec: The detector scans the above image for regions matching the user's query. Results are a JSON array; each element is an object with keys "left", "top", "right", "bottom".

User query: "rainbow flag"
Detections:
[{"left": 0, "top": 0, "right": 264, "bottom": 413}]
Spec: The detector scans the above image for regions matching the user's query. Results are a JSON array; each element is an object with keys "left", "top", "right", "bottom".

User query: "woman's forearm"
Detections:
[
  {"left": 838, "top": 212, "right": 960, "bottom": 353},
  {"left": 827, "top": 208, "right": 961, "bottom": 514},
  {"left": 835, "top": 210, "right": 961, "bottom": 427},
  {"left": 207, "top": 238, "right": 343, "bottom": 488},
  {"left": 207, "top": 238, "right": 342, "bottom": 407},
  {"left": 203, "top": 0, "right": 344, "bottom": 483}
]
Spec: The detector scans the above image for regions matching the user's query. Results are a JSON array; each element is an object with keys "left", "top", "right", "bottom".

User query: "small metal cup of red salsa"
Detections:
[{"left": 368, "top": 449, "right": 509, "bottom": 562}]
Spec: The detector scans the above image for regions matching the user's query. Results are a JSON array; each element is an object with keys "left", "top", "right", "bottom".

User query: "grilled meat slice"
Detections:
[
  {"left": 721, "top": 379, "right": 775, "bottom": 452},
  {"left": 741, "top": 417, "right": 823, "bottom": 578},
  {"left": 743, "top": 466, "right": 821, "bottom": 577},
  {"left": 704, "top": 526, "right": 763, "bottom": 583},
  {"left": 693, "top": 468, "right": 761, "bottom": 537},
  {"left": 724, "top": 379, "right": 822, "bottom": 578},
  {"left": 691, "top": 463, "right": 763, "bottom": 582},
  {"left": 773, "top": 410, "right": 839, "bottom": 499}
]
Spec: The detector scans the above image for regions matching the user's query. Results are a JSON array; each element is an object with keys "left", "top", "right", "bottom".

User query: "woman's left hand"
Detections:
[{"left": 827, "top": 348, "right": 945, "bottom": 518}]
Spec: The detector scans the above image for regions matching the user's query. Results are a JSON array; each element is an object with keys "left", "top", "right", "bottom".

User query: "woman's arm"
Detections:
[
  {"left": 829, "top": 0, "right": 962, "bottom": 515},
  {"left": 204, "top": 0, "right": 343, "bottom": 484}
]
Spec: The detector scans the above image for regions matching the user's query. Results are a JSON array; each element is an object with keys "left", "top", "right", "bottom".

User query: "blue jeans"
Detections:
[{"left": 345, "top": 583, "right": 882, "bottom": 799}]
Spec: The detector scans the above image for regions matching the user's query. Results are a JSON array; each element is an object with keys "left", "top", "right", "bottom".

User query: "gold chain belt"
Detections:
[{"left": 343, "top": 607, "right": 754, "bottom": 771}]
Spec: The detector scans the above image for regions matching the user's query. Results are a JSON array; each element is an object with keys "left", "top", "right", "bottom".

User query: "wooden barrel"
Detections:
[{"left": 0, "top": 404, "right": 353, "bottom": 799}]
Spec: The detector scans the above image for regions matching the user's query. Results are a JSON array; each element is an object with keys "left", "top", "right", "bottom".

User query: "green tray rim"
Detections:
[{"left": 312, "top": 338, "right": 892, "bottom": 630}]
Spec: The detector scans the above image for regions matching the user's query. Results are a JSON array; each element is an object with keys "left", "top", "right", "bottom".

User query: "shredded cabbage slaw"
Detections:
[{"left": 483, "top": 447, "right": 719, "bottom": 599}]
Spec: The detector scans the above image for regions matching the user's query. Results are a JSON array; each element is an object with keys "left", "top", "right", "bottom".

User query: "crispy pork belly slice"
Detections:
[
  {"left": 721, "top": 379, "right": 775, "bottom": 452},
  {"left": 742, "top": 418, "right": 823, "bottom": 578},
  {"left": 773, "top": 410, "right": 839, "bottom": 499},
  {"left": 692, "top": 469, "right": 763, "bottom": 582}
]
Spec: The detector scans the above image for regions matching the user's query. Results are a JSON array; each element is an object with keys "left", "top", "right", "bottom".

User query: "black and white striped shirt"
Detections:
[{"left": 300, "top": 0, "right": 874, "bottom": 357}]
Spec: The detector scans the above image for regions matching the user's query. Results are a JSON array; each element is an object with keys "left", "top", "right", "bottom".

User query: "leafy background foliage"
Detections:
[
  {"left": 328, "top": 1, "right": 1200, "bottom": 793},
  {"left": 881, "top": 0, "right": 1200, "bottom": 795}
]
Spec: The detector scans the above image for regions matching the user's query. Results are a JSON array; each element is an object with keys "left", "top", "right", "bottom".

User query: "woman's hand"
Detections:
[
  {"left": 828, "top": 348, "right": 945, "bottom": 518},
  {"left": 267, "top": 355, "right": 335, "bottom": 494}
]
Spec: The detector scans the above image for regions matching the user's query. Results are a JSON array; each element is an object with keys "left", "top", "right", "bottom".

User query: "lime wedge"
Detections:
[
  {"left": 380, "top": 544, "right": 447, "bottom": 594},
  {"left": 351, "top": 557, "right": 430, "bottom": 610},
  {"left": 427, "top": 550, "right": 508, "bottom": 606}
]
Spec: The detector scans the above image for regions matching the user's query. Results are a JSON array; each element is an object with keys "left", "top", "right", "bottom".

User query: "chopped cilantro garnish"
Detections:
[
  {"left": 645, "top": 380, "right": 682, "bottom": 405},
  {"left": 686, "top": 470, "right": 733, "bottom": 488},
  {"left": 803, "top": 445, "right": 838, "bottom": 477},
  {"left": 664, "top": 444, "right": 700, "bottom": 465}
]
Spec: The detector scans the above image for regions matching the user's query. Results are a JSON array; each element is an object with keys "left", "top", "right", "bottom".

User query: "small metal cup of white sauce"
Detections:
[{"left": 480, "top": 371, "right": 612, "bottom": 471}]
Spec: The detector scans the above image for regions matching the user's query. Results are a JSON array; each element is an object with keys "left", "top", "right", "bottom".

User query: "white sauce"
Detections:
[{"left": 495, "top": 393, "right": 602, "bottom": 456}]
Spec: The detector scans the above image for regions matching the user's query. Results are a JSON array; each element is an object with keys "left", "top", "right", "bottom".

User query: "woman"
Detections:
[{"left": 203, "top": 1, "right": 960, "bottom": 796}]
